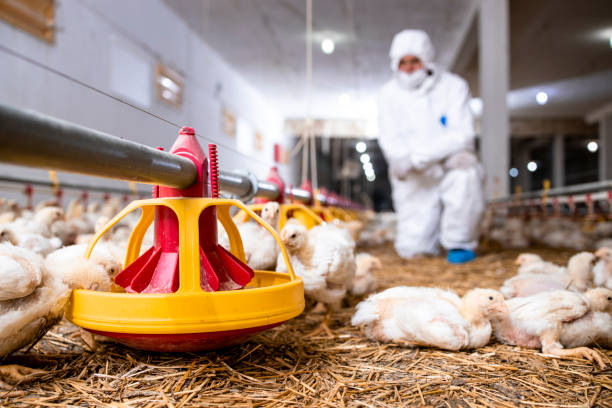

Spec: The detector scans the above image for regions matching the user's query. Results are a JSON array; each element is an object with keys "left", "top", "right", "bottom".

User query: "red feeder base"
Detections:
[{"left": 88, "top": 323, "right": 283, "bottom": 352}]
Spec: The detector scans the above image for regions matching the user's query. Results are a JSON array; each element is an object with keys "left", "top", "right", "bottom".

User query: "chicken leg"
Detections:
[{"left": 541, "top": 329, "right": 606, "bottom": 369}]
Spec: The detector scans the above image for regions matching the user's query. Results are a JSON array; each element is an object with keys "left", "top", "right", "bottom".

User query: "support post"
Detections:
[
  {"left": 599, "top": 114, "right": 612, "bottom": 181},
  {"left": 553, "top": 134, "right": 565, "bottom": 188},
  {"left": 479, "top": 0, "right": 510, "bottom": 199}
]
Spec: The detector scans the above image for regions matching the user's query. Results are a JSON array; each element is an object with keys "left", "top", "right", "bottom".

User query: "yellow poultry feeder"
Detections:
[
  {"left": 65, "top": 129, "right": 304, "bottom": 352},
  {"left": 312, "top": 205, "right": 335, "bottom": 222},
  {"left": 327, "top": 207, "right": 353, "bottom": 222},
  {"left": 234, "top": 202, "right": 323, "bottom": 230}
]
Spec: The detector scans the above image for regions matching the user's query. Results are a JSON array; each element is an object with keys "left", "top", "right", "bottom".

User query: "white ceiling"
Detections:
[
  {"left": 164, "top": 0, "right": 478, "bottom": 121},
  {"left": 165, "top": 0, "right": 612, "bottom": 123}
]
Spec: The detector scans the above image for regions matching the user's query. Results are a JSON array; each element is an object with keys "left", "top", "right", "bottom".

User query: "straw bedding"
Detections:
[{"left": 1, "top": 244, "right": 611, "bottom": 407}]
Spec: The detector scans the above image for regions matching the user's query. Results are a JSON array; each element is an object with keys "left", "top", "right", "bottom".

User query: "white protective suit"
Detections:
[{"left": 378, "top": 30, "right": 484, "bottom": 258}]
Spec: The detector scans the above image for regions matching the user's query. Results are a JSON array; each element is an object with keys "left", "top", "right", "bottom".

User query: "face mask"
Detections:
[{"left": 395, "top": 68, "right": 428, "bottom": 90}]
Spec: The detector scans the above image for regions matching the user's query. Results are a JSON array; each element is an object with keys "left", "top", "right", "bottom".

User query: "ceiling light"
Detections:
[
  {"left": 536, "top": 91, "right": 548, "bottom": 105},
  {"left": 509, "top": 168, "right": 519, "bottom": 178},
  {"left": 355, "top": 141, "right": 367, "bottom": 153},
  {"left": 160, "top": 76, "right": 179, "bottom": 92},
  {"left": 321, "top": 38, "right": 335, "bottom": 54},
  {"left": 367, "top": 174, "right": 376, "bottom": 182},
  {"left": 339, "top": 93, "right": 351, "bottom": 104},
  {"left": 527, "top": 161, "right": 538, "bottom": 172},
  {"left": 587, "top": 141, "right": 599, "bottom": 152},
  {"left": 609, "top": 36, "right": 612, "bottom": 48},
  {"left": 363, "top": 162, "right": 373, "bottom": 172},
  {"left": 360, "top": 153, "right": 370, "bottom": 164}
]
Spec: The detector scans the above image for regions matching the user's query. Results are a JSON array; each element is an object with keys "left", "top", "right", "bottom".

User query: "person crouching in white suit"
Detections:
[{"left": 377, "top": 29, "right": 484, "bottom": 264}]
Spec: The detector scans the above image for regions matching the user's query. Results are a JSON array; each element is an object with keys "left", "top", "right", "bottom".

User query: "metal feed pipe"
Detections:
[{"left": 0, "top": 103, "right": 357, "bottom": 207}]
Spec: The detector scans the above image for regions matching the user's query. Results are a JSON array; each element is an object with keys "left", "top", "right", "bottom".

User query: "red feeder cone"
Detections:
[
  {"left": 254, "top": 166, "right": 285, "bottom": 204},
  {"left": 299, "top": 179, "right": 314, "bottom": 205},
  {"left": 114, "top": 127, "right": 253, "bottom": 293}
]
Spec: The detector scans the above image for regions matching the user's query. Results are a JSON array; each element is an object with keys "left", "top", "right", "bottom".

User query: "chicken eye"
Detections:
[
  {"left": 488, "top": 296, "right": 494, "bottom": 301},
  {"left": 608, "top": 296, "right": 611, "bottom": 301},
  {"left": 291, "top": 233, "right": 297, "bottom": 238}
]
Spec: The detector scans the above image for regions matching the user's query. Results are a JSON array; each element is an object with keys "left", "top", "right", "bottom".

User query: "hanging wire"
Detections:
[
  {"left": 301, "top": 129, "right": 309, "bottom": 183},
  {"left": 306, "top": 0, "right": 313, "bottom": 121},
  {"left": 0, "top": 44, "right": 271, "bottom": 168},
  {"left": 309, "top": 124, "right": 318, "bottom": 191},
  {"left": 304, "top": 0, "right": 318, "bottom": 190}
]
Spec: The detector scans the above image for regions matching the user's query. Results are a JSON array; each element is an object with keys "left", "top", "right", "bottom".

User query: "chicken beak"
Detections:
[
  {"left": 513, "top": 258, "right": 521, "bottom": 266},
  {"left": 494, "top": 302, "right": 509, "bottom": 317}
]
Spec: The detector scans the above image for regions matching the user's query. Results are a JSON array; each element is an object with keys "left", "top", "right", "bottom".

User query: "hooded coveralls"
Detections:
[{"left": 377, "top": 30, "right": 484, "bottom": 258}]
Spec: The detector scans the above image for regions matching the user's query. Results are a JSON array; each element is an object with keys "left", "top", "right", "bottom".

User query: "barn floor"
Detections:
[{"left": 1, "top": 244, "right": 611, "bottom": 407}]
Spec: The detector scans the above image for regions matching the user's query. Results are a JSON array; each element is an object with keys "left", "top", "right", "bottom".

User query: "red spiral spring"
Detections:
[{"left": 208, "top": 144, "right": 219, "bottom": 198}]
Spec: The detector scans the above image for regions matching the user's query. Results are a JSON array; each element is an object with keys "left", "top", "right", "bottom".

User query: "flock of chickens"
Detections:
[
  {"left": 1, "top": 195, "right": 611, "bottom": 370},
  {"left": 482, "top": 210, "right": 612, "bottom": 251},
  {"left": 354, "top": 252, "right": 612, "bottom": 368}
]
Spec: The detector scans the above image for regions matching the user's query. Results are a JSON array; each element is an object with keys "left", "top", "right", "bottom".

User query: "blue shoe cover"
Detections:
[{"left": 447, "top": 249, "right": 476, "bottom": 264}]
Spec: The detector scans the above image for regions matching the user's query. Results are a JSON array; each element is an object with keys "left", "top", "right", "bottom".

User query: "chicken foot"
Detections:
[
  {"left": 541, "top": 329, "right": 606, "bottom": 369},
  {"left": 306, "top": 308, "right": 334, "bottom": 338}
]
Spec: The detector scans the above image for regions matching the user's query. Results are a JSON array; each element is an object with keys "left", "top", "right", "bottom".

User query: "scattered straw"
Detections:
[{"left": 1, "top": 244, "right": 610, "bottom": 407}]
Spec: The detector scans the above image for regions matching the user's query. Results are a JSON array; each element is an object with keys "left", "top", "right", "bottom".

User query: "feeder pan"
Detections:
[
  {"left": 234, "top": 203, "right": 323, "bottom": 230},
  {"left": 65, "top": 127, "right": 304, "bottom": 352},
  {"left": 327, "top": 207, "right": 352, "bottom": 222},
  {"left": 65, "top": 199, "right": 304, "bottom": 352}
]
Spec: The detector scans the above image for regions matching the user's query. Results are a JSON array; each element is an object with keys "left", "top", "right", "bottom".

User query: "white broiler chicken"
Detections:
[
  {"left": 75, "top": 216, "right": 112, "bottom": 245},
  {"left": 488, "top": 217, "right": 529, "bottom": 249},
  {"left": 52, "top": 209, "right": 94, "bottom": 246},
  {"left": 34, "top": 199, "right": 59, "bottom": 212},
  {"left": 331, "top": 219, "right": 364, "bottom": 242},
  {"left": 350, "top": 253, "right": 381, "bottom": 296},
  {"left": 492, "top": 289, "right": 610, "bottom": 368},
  {"left": 101, "top": 197, "right": 123, "bottom": 219},
  {"left": 501, "top": 252, "right": 596, "bottom": 298},
  {"left": 277, "top": 222, "right": 356, "bottom": 310},
  {"left": 595, "top": 238, "right": 612, "bottom": 251},
  {"left": 0, "top": 224, "right": 62, "bottom": 257},
  {"left": 352, "top": 287, "right": 508, "bottom": 350},
  {"left": 594, "top": 221, "right": 612, "bottom": 239},
  {"left": 0, "top": 199, "right": 20, "bottom": 224},
  {"left": 0, "top": 244, "right": 43, "bottom": 301},
  {"left": 0, "top": 244, "right": 112, "bottom": 358},
  {"left": 6, "top": 206, "right": 64, "bottom": 238},
  {"left": 219, "top": 202, "right": 281, "bottom": 270},
  {"left": 0, "top": 227, "right": 18, "bottom": 245},
  {"left": 593, "top": 247, "right": 612, "bottom": 289},
  {"left": 44, "top": 243, "right": 124, "bottom": 290},
  {"left": 65, "top": 199, "right": 85, "bottom": 220},
  {"left": 515, "top": 253, "right": 565, "bottom": 275},
  {"left": 357, "top": 212, "right": 396, "bottom": 247},
  {"left": 309, "top": 222, "right": 356, "bottom": 249},
  {"left": 17, "top": 233, "right": 62, "bottom": 257},
  {"left": 559, "top": 288, "right": 612, "bottom": 349}
]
